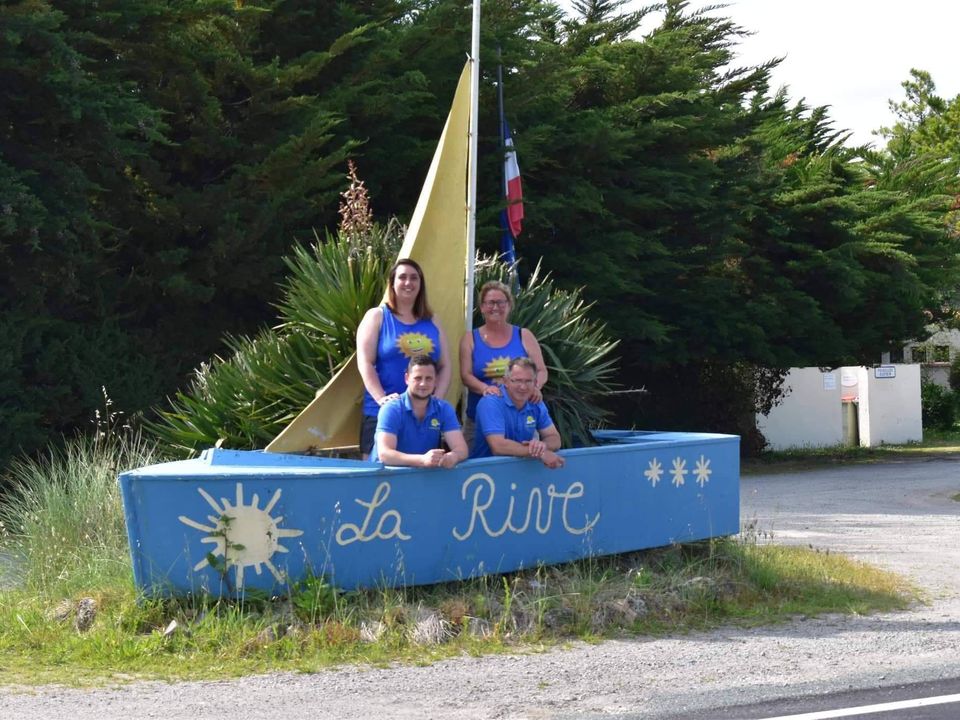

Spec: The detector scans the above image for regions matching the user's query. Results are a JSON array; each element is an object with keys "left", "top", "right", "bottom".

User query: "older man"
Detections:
[
  {"left": 473, "top": 356, "right": 564, "bottom": 469},
  {"left": 371, "top": 355, "right": 468, "bottom": 468}
]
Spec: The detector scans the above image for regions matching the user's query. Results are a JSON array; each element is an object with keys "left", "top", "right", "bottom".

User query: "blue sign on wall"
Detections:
[{"left": 119, "top": 430, "right": 739, "bottom": 595}]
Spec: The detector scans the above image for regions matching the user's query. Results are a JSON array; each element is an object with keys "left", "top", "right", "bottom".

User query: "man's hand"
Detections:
[
  {"left": 524, "top": 439, "right": 547, "bottom": 459},
  {"left": 523, "top": 440, "right": 563, "bottom": 468},
  {"left": 439, "top": 451, "right": 461, "bottom": 469},
  {"left": 419, "top": 448, "right": 446, "bottom": 467},
  {"left": 539, "top": 449, "right": 565, "bottom": 469}
]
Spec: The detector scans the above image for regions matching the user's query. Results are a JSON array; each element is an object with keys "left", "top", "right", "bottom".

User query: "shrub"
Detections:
[
  {"left": 632, "top": 362, "right": 788, "bottom": 457},
  {"left": 921, "top": 382, "right": 956, "bottom": 430}
]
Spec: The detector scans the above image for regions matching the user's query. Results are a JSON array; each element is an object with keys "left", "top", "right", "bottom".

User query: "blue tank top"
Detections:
[
  {"left": 466, "top": 325, "right": 527, "bottom": 419},
  {"left": 362, "top": 305, "right": 442, "bottom": 416}
]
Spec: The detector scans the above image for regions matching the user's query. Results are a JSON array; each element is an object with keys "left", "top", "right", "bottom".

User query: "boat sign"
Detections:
[{"left": 119, "top": 430, "right": 739, "bottom": 595}]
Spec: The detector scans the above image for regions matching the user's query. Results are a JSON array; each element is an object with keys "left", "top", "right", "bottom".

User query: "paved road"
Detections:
[
  {"left": 741, "top": 457, "right": 960, "bottom": 598},
  {"left": 663, "top": 677, "right": 960, "bottom": 719},
  {"left": 2, "top": 458, "right": 959, "bottom": 719}
]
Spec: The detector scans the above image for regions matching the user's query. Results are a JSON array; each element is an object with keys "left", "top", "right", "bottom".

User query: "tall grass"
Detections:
[{"left": 0, "top": 428, "right": 160, "bottom": 596}]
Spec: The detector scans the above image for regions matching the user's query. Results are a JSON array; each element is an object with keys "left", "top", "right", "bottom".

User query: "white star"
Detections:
[
  {"left": 644, "top": 458, "right": 663, "bottom": 487},
  {"left": 670, "top": 457, "right": 688, "bottom": 487},
  {"left": 694, "top": 455, "right": 712, "bottom": 487}
]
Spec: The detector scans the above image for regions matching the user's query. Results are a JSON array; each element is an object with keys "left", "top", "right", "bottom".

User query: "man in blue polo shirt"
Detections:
[
  {"left": 474, "top": 357, "right": 564, "bottom": 469},
  {"left": 371, "top": 355, "right": 468, "bottom": 468}
]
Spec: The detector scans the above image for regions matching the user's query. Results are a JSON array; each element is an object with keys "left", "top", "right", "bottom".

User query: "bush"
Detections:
[
  {"left": 629, "top": 362, "right": 788, "bottom": 457},
  {"left": 921, "top": 382, "right": 956, "bottom": 431}
]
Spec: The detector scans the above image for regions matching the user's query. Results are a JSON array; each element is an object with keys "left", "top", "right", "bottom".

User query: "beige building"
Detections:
[{"left": 884, "top": 327, "right": 960, "bottom": 388}]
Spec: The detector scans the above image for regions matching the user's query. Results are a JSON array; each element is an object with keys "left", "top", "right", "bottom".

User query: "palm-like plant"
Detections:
[{"left": 148, "top": 236, "right": 619, "bottom": 455}]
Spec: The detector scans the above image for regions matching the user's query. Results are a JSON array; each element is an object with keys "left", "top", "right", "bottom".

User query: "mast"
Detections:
[
  {"left": 465, "top": 0, "right": 480, "bottom": 335},
  {"left": 497, "top": 46, "right": 504, "bottom": 161}
]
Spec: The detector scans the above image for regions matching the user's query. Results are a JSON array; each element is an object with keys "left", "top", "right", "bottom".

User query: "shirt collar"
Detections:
[
  {"left": 499, "top": 390, "right": 531, "bottom": 412},
  {"left": 401, "top": 390, "right": 437, "bottom": 415}
]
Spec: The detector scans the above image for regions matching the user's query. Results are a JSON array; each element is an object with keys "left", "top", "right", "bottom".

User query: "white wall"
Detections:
[
  {"left": 757, "top": 368, "right": 843, "bottom": 450},
  {"left": 757, "top": 365, "right": 923, "bottom": 450},
  {"left": 856, "top": 364, "right": 922, "bottom": 447}
]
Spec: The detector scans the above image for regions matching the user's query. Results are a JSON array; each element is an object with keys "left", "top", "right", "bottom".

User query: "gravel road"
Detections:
[{"left": 3, "top": 457, "right": 959, "bottom": 719}]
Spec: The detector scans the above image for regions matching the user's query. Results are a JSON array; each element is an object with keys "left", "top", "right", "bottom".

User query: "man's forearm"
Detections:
[
  {"left": 380, "top": 446, "right": 444, "bottom": 467},
  {"left": 446, "top": 447, "right": 468, "bottom": 463},
  {"left": 543, "top": 434, "right": 561, "bottom": 451},
  {"left": 376, "top": 448, "right": 419, "bottom": 466},
  {"left": 486, "top": 436, "right": 534, "bottom": 458}
]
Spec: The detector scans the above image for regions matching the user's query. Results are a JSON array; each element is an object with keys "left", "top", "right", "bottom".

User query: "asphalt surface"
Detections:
[{"left": 2, "top": 457, "right": 959, "bottom": 719}]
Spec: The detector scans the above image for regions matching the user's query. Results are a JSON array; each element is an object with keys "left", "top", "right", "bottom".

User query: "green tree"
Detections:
[
  {"left": 0, "top": 0, "right": 371, "bottom": 467},
  {"left": 875, "top": 68, "right": 960, "bottom": 251},
  {"left": 877, "top": 69, "right": 960, "bottom": 162},
  {"left": 6, "top": 0, "right": 960, "bottom": 464},
  {"left": 0, "top": 1, "right": 167, "bottom": 465},
  {"left": 485, "top": 1, "right": 960, "bottom": 440}
]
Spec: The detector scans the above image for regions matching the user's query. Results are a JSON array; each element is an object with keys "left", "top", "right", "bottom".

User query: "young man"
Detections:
[
  {"left": 473, "top": 356, "right": 565, "bottom": 469},
  {"left": 371, "top": 355, "right": 468, "bottom": 468}
]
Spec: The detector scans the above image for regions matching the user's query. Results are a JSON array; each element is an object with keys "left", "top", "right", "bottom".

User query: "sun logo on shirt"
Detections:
[
  {"left": 525, "top": 415, "right": 535, "bottom": 426},
  {"left": 396, "top": 332, "right": 435, "bottom": 358},
  {"left": 482, "top": 355, "right": 512, "bottom": 381},
  {"left": 430, "top": 418, "right": 440, "bottom": 429}
]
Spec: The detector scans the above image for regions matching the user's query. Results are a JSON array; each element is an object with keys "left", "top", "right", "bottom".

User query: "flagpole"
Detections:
[
  {"left": 465, "top": 0, "right": 480, "bottom": 336},
  {"left": 497, "top": 46, "right": 504, "bottom": 156}
]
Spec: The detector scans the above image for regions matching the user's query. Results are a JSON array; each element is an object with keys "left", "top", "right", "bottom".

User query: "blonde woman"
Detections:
[{"left": 458, "top": 280, "right": 547, "bottom": 443}]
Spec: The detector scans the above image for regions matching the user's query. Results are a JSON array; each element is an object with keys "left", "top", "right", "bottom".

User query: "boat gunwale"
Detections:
[{"left": 120, "top": 431, "right": 739, "bottom": 480}]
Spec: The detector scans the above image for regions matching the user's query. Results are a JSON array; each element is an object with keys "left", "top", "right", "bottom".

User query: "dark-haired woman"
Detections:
[{"left": 356, "top": 258, "right": 451, "bottom": 459}]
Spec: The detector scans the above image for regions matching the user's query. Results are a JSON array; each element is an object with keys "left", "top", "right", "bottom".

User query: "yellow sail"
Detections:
[{"left": 265, "top": 62, "right": 472, "bottom": 454}]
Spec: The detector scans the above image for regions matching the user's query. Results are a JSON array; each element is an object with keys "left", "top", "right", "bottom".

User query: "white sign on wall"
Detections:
[{"left": 875, "top": 365, "right": 896, "bottom": 379}]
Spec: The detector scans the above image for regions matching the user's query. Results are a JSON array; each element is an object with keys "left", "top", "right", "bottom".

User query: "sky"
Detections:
[{"left": 558, "top": 0, "right": 960, "bottom": 148}]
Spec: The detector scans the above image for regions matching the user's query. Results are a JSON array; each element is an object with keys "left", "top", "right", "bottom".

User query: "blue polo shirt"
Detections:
[
  {"left": 472, "top": 391, "right": 555, "bottom": 458},
  {"left": 371, "top": 391, "right": 461, "bottom": 463}
]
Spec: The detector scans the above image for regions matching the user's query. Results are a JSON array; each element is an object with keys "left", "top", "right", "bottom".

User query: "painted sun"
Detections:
[
  {"left": 179, "top": 483, "right": 304, "bottom": 590},
  {"left": 396, "top": 332, "right": 435, "bottom": 358},
  {"left": 482, "top": 355, "right": 511, "bottom": 381}
]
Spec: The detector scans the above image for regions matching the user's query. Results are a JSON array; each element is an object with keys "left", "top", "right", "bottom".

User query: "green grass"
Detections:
[
  {"left": 0, "top": 539, "right": 914, "bottom": 687},
  {"left": 0, "top": 430, "right": 917, "bottom": 687},
  {"left": 743, "top": 428, "right": 960, "bottom": 474}
]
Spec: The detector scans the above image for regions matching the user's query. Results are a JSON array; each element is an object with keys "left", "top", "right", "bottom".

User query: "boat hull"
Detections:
[{"left": 119, "top": 430, "right": 739, "bottom": 595}]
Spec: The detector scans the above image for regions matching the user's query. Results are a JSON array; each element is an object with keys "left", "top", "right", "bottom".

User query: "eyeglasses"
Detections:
[
  {"left": 483, "top": 299, "right": 508, "bottom": 308},
  {"left": 507, "top": 377, "right": 534, "bottom": 386}
]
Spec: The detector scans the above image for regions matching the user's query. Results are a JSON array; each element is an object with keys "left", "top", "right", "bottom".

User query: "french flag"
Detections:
[{"left": 503, "top": 120, "right": 523, "bottom": 242}]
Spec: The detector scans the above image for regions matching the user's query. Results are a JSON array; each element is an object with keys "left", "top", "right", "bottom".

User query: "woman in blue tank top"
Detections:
[
  {"left": 357, "top": 258, "right": 450, "bottom": 458},
  {"left": 459, "top": 281, "right": 548, "bottom": 436}
]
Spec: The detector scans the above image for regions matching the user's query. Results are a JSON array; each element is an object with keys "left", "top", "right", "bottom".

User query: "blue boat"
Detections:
[
  {"left": 119, "top": 28, "right": 741, "bottom": 597},
  {"left": 119, "top": 430, "right": 738, "bottom": 595}
]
